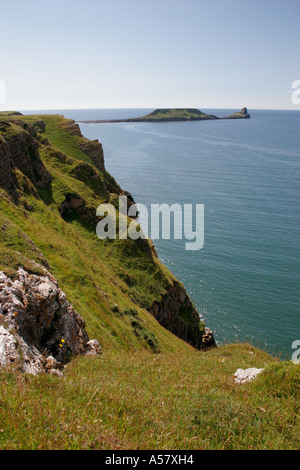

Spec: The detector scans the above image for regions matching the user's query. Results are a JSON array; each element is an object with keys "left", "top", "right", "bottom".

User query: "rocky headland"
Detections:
[{"left": 223, "top": 107, "right": 251, "bottom": 119}]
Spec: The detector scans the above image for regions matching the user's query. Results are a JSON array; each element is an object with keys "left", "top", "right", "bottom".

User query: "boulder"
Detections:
[{"left": 234, "top": 367, "right": 264, "bottom": 384}]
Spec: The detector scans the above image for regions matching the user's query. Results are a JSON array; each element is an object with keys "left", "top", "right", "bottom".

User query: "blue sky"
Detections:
[{"left": 1, "top": 0, "right": 299, "bottom": 110}]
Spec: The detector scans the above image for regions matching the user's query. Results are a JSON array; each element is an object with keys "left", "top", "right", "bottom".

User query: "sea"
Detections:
[{"left": 22, "top": 108, "right": 300, "bottom": 359}]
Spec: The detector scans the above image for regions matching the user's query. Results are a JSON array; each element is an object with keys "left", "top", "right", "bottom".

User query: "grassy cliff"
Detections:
[
  {"left": 0, "top": 112, "right": 212, "bottom": 353},
  {"left": 0, "top": 112, "right": 298, "bottom": 450}
]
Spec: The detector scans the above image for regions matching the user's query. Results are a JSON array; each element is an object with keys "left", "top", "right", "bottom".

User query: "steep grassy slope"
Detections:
[{"left": 0, "top": 112, "right": 210, "bottom": 353}]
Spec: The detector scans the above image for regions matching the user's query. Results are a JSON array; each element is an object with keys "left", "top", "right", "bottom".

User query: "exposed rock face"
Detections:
[
  {"left": 0, "top": 266, "right": 102, "bottom": 375},
  {"left": 79, "top": 139, "right": 105, "bottom": 173},
  {"left": 0, "top": 132, "right": 19, "bottom": 201},
  {"left": 0, "top": 326, "right": 19, "bottom": 365},
  {"left": 59, "top": 192, "right": 100, "bottom": 226},
  {"left": 6, "top": 127, "right": 51, "bottom": 187},
  {"left": 61, "top": 119, "right": 83, "bottom": 137},
  {"left": 0, "top": 119, "right": 51, "bottom": 202},
  {"left": 149, "top": 281, "right": 215, "bottom": 350}
]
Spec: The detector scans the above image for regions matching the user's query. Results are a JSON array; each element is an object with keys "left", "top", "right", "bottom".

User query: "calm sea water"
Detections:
[{"left": 24, "top": 108, "right": 300, "bottom": 358}]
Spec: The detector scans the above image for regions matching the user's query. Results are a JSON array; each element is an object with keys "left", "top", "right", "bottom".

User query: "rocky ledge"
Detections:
[{"left": 0, "top": 265, "right": 102, "bottom": 375}]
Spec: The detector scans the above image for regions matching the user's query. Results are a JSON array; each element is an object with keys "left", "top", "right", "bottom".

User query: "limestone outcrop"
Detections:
[
  {"left": 0, "top": 265, "right": 102, "bottom": 375},
  {"left": 234, "top": 367, "right": 264, "bottom": 384}
]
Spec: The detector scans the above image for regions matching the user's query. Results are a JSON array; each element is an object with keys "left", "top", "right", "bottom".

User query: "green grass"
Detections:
[
  {"left": 0, "top": 344, "right": 299, "bottom": 450},
  {"left": 131, "top": 108, "right": 218, "bottom": 121},
  {"left": 16, "top": 114, "right": 95, "bottom": 164}
]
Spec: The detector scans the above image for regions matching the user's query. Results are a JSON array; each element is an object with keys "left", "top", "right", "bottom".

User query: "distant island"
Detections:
[
  {"left": 128, "top": 108, "right": 219, "bottom": 122},
  {"left": 77, "top": 107, "right": 250, "bottom": 123}
]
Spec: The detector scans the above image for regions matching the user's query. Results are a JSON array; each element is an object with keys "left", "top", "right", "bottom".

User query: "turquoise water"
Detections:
[{"left": 25, "top": 108, "right": 300, "bottom": 358}]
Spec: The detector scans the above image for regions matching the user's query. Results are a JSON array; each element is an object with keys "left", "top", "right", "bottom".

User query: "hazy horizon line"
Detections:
[{"left": 4, "top": 106, "right": 300, "bottom": 112}]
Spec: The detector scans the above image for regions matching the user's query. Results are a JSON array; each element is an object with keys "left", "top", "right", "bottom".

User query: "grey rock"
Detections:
[
  {"left": 149, "top": 281, "right": 216, "bottom": 351},
  {"left": 234, "top": 367, "right": 264, "bottom": 384},
  {"left": 0, "top": 265, "right": 102, "bottom": 375},
  {"left": 0, "top": 325, "right": 19, "bottom": 366},
  {"left": 85, "top": 339, "right": 103, "bottom": 356}
]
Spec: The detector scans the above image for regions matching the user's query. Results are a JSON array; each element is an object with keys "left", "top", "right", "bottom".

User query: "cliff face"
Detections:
[
  {"left": 0, "top": 120, "right": 51, "bottom": 202},
  {"left": 0, "top": 112, "right": 215, "bottom": 370},
  {"left": 79, "top": 139, "right": 105, "bottom": 173},
  {"left": 0, "top": 266, "right": 102, "bottom": 375},
  {"left": 149, "top": 281, "right": 215, "bottom": 350},
  {"left": 61, "top": 118, "right": 106, "bottom": 173}
]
